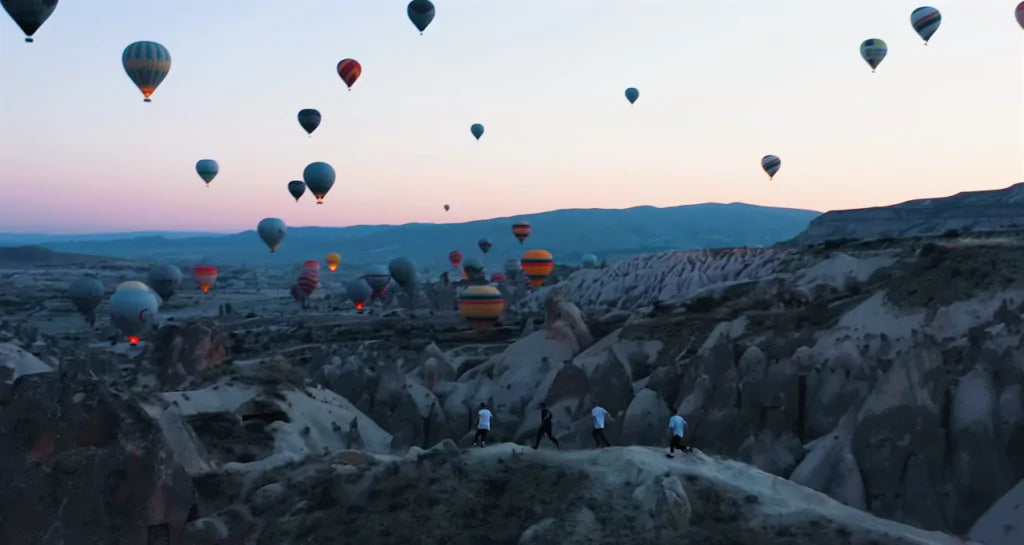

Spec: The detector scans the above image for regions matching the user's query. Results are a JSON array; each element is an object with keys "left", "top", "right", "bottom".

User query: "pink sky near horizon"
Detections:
[{"left": 1, "top": 0, "right": 1022, "bottom": 233}]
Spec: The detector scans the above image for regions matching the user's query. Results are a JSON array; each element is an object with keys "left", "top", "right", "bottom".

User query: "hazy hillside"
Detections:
[
  {"left": 0, "top": 246, "right": 112, "bottom": 267},
  {"left": 788, "top": 182, "right": 1024, "bottom": 245},
  {"left": 6, "top": 203, "right": 820, "bottom": 272}
]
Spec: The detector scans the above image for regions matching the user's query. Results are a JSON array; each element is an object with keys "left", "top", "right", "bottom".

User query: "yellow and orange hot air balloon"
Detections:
[
  {"left": 326, "top": 253, "right": 341, "bottom": 272},
  {"left": 521, "top": 250, "right": 554, "bottom": 288},
  {"left": 458, "top": 285, "right": 505, "bottom": 334},
  {"left": 337, "top": 58, "right": 361, "bottom": 90},
  {"left": 193, "top": 266, "right": 218, "bottom": 293}
]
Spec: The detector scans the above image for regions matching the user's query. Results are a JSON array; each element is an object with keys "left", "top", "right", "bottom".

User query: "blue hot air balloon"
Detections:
[
  {"left": 470, "top": 123, "right": 484, "bottom": 140},
  {"left": 625, "top": 87, "right": 639, "bottom": 104}
]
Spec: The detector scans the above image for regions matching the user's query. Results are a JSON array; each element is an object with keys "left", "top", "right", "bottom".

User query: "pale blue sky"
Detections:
[{"left": 1, "top": 0, "right": 1021, "bottom": 232}]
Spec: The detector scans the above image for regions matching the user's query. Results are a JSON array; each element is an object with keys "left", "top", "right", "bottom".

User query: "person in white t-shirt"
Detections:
[
  {"left": 666, "top": 410, "right": 690, "bottom": 458},
  {"left": 590, "top": 402, "right": 612, "bottom": 448},
  {"left": 473, "top": 402, "right": 493, "bottom": 447}
]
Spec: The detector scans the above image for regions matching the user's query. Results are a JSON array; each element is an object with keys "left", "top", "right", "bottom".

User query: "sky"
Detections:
[{"left": 1, "top": 0, "right": 1022, "bottom": 233}]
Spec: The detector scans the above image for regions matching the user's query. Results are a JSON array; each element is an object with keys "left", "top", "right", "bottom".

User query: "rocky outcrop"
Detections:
[
  {"left": 151, "top": 322, "right": 229, "bottom": 389},
  {"left": 0, "top": 373, "right": 197, "bottom": 545},
  {"left": 787, "top": 181, "right": 1024, "bottom": 245}
]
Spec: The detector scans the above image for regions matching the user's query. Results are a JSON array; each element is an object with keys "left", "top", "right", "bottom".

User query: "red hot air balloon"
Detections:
[
  {"left": 490, "top": 273, "right": 505, "bottom": 284},
  {"left": 296, "top": 270, "right": 318, "bottom": 299},
  {"left": 337, "top": 59, "right": 362, "bottom": 90},
  {"left": 448, "top": 250, "right": 463, "bottom": 268},
  {"left": 193, "top": 266, "right": 218, "bottom": 293}
]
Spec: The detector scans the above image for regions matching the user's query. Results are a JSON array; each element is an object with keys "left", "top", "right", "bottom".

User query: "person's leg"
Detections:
[
  {"left": 473, "top": 429, "right": 484, "bottom": 445},
  {"left": 546, "top": 428, "right": 559, "bottom": 449},
  {"left": 670, "top": 435, "right": 681, "bottom": 454},
  {"left": 591, "top": 428, "right": 601, "bottom": 447},
  {"left": 533, "top": 427, "right": 544, "bottom": 449},
  {"left": 596, "top": 429, "right": 610, "bottom": 447},
  {"left": 480, "top": 429, "right": 488, "bottom": 446}
]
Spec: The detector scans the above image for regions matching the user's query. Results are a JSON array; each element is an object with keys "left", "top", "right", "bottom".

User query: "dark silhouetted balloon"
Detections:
[
  {"left": 123, "top": 41, "right": 171, "bottom": 102},
  {"left": 147, "top": 264, "right": 182, "bottom": 302},
  {"left": 288, "top": 180, "right": 306, "bottom": 202},
  {"left": 407, "top": 0, "right": 435, "bottom": 34},
  {"left": 303, "top": 162, "right": 336, "bottom": 204},
  {"left": 2, "top": 0, "right": 58, "bottom": 42}
]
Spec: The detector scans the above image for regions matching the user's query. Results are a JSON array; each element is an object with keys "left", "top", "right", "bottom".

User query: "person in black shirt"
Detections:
[{"left": 532, "top": 402, "right": 560, "bottom": 449}]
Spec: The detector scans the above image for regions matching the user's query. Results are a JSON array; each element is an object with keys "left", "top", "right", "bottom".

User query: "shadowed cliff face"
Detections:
[{"left": 787, "top": 181, "right": 1024, "bottom": 245}]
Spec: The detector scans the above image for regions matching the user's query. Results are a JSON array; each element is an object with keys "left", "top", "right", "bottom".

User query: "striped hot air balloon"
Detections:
[
  {"left": 296, "top": 270, "right": 318, "bottom": 298},
  {"left": 303, "top": 260, "right": 320, "bottom": 274},
  {"left": 337, "top": 58, "right": 362, "bottom": 90},
  {"left": 448, "top": 250, "right": 463, "bottom": 268},
  {"left": 193, "top": 266, "right": 218, "bottom": 293},
  {"left": 512, "top": 220, "right": 532, "bottom": 244},
  {"left": 458, "top": 285, "right": 505, "bottom": 334},
  {"left": 1016, "top": 2, "right": 1024, "bottom": 31},
  {"left": 910, "top": 7, "right": 941, "bottom": 45},
  {"left": 195, "top": 159, "right": 219, "bottom": 187},
  {"left": 761, "top": 155, "right": 781, "bottom": 180},
  {"left": 326, "top": 253, "right": 341, "bottom": 272},
  {"left": 489, "top": 273, "right": 505, "bottom": 285},
  {"left": 363, "top": 264, "right": 391, "bottom": 299},
  {"left": 122, "top": 41, "right": 172, "bottom": 102},
  {"left": 521, "top": 250, "right": 554, "bottom": 288}
]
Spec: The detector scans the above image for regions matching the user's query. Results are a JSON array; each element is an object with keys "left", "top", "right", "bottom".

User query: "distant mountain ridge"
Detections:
[
  {"left": 0, "top": 203, "right": 820, "bottom": 272},
  {"left": 0, "top": 231, "right": 226, "bottom": 246},
  {"left": 787, "top": 182, "right": 1024, "bottom": 245}
]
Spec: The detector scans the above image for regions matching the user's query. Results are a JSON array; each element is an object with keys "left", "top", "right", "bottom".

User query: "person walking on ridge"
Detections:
[
  {"left": 666, "top": 410, "right": 690, "bottom": 458},
  {"left": 473, "top": 402, "right": 493, "bottom": 447},
  {"left": 591, "top": 402, "right": 612, "bottom": 448},
  {"left": 532, "top": 402, "right": 560, "bottom": 449}
]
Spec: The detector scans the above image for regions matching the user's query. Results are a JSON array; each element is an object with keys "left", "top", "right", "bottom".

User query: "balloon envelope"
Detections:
[
  {"left": 122, "top": 41, "right": 171, "bottom": 102},
  {"left": 326, "top": 253, "right": 341, "bottom": 272},
  {"left": 2, "top": 0, "right": 59, "bottom": 42},
  {"left": 860, "top": 38, "right": 887, "bottom": 71},
  {"left": 257, "top": 218, "right": 286, "bottom": 252},
  {"left": 512, "top": 220, "right": 532, "bottom": 244},
  {"left": 581, "top": 254, "right": 599, "bottom": 268},
  {"left": 1017, "top": 2, "right": 1024, "bottom": 31},
  {"left": 521, "top": 250, "right": 554, "bottom": 288},
  {"left": 337, "top": 58, "right": 362, "bottom": 89},
  {"left": 303, "top": 162, "right": 336, "bottom": 204},
  {"left": 108, "top": 283, "right": 159, "bottom": 344},
  {"left": 193, "top": 266, "right": 218, "bottom": 293},
  {"left": 68, "top": 276, "right": 104, "bottom": 324},
  {"left": 761, "top": 155, "right": 781, "bottom": 180},
  {"left": 478, "top": 238, "right": 492, "bottom": 254},
  {"left": 346, "top": 278, "right": 372, "bottom": 310},
  {"left": 407, "top": 0, "right": 435, "bottom": 33},
  {"left": 147, "top": 264, "right": 183, "bottom": 302},
  {"left": 448, "top": 250, "right": 463, "bottom": 268},
  {"left": 470, "top": 123, "right": 484, "bottom": 140},
  {"left": 195, "top": 159, "right": 219, "bottom": 185},
  {"left": 444, "top": 204, "right": 450, "bottom": 212},
  {"left": 625, "top": 87, "right": 639, "bottom": 104},
  {"left": 910, "top": 7, "right": 941, "bottom": 44},
  {"left": 459, "top": 285, "right": 505, "bottom": 334},
  {"left": 388, "top": 257, "right": 417, "bottom": 289},
  {"left": 287, "top": 180, "right": 306, "bottom": 202},
  {"left": 297, "top": 108, "right": 321, "bottom": 135}
]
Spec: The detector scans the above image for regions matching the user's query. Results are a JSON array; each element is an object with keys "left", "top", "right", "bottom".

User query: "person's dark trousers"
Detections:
[
  {"left": 534, "top": 425, "right": 559, "bottom": 449},
  {"left": 474, "top": 429, "right": 489, "bottom": 444},
  {"left": 670, "top": 435, "right": 690, "bottom": 453},
  {"left": 592, "top": 428, "right": 610, "bottom": 447}
]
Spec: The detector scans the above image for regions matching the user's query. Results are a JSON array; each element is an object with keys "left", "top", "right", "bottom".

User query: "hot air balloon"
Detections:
[
  {"left": 297, "top": 270, "right": 318, "bottom": 298},
  {"left": 512, "top": 220, "right": 532, "bottom": 244},
  {"left": 1016, "top": 2, "right": 1024, "bottom": 31},
  {"left": 910, "top": 7, "right": 941, "bottom": 45},
  {"left": 303, "top": 260, "right": 321, "bottom": 275},
  {"left": 470, "top": 123, "right": 485, "bottom": 140},
  {"left": 458, "top": 285, "right": 505, "bottom": 334},
  {"left": 521, "top": 250, "right": 554, "bottom": 288},
  {"left": 462, "top": 258, "right": 485, "bottom": 284},
  {"left": 193, "top": 266, "right": 218, "bottom": 293},
  {"left": 257, "top": 218, "right": 287, "bottom": 253},
  {"left": 449, "top": 250, "right": 463, "bottom": 268},
  {"left": 298, "top": 108, "right": 321, "bottom": 136},
  {"left": 363, "top": 264, "right": 392, "bottom": 299},
  {"left": 195, "top": 159, "right": 219, "bottom": 187},
  {"left": 444, "top": 204, "right": 450, "bottom": 212},
  {"left": 346, "top": 278, "right": 372, "bottom": 310},
  {"left": 108, "top": 281, "right": 159, "bottom": 345},
  {"left": 860, "top": 39, "right": 887, "bottom": 72},
  {"left": 326, "top": 253, "right": 341, "bottom": 272},
  {"left": 123, "top": 41, "right": 172, "bottom": 102},
  {"left": 489, "top": 273, "right": 505, "bottom": 285},
  {"left": 478, "top": 238, "right": 492, "bottom": 254},
  {"left": 337, "top": 59, "right": 361, "bottom": 90},
  {"left": 288, "top": 180, "right": 306, "bottom": 202},
  {"left": 2, "top": 0, "right": 59, "bottom": 42},
  {"left": 303, "top": 162, "right": 336, "bottom": 204},
  {"left": 625, "top": 87, "right": 639, "bottom": 104},
  {"left": 389, "top": 257, "right": 418, "bottom": 308},
  {"left": 148, "top": 264, "right": 183, "bottom": 302},
  {"left": 761, "top": 155, "right": 781, "bottom": 180},
  {"left": 407, "top": 0, "right": 435, "bottom": 34},
  {"left": 68, "top": 276, "right": 104, "bottom": 327},
  {"left": 581, "top": 254, "right": 599, "bottom": 268}
]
